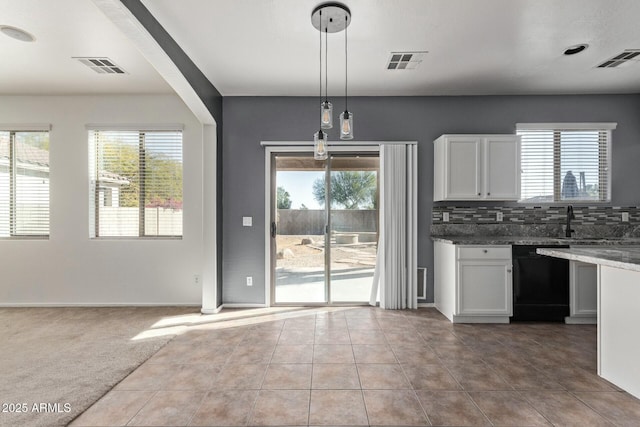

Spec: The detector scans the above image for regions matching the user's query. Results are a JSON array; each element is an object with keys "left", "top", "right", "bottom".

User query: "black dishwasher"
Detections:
[{"left": 511, "top": 245, "right": 570, "bottom": 322}]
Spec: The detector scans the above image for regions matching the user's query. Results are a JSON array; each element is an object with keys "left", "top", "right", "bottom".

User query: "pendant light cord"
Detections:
[
  {"left": 325, "top": 26, "right": 328, "bottom": 102},
  {"left": 345, "top": 15, "right": 348, "bottom": 112},
  {"left": 319, "top": 10, "right": 322, "bottom": 110}
]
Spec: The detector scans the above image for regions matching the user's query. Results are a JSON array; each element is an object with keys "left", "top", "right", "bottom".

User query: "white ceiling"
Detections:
[
  {"left": 2, "top": 0, "right": 640, "bottom": 96},
  {"left": 0, "top": 0, "right": 172, "bottom": 95},
  {"left": 142, "top": 0, "right": 640, "bottom": 96}
]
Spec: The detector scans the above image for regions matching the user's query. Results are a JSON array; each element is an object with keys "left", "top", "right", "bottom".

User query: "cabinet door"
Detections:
[
  {"left": 445, "top": 137, "right": 482, "bottom": 199},
  {"left": 570, "top": 261, "right": 597, "bottom": 317},
  {"left": 484, "top": 136, "right": 520, "bottom": 200},
  {"left": 457, "top": 260, "right": 513, "bottom": 316}
]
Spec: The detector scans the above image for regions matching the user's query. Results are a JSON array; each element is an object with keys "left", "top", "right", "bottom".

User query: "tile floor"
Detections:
[{"left": 71, "top": 307, "right": 640, "bottom": 426}]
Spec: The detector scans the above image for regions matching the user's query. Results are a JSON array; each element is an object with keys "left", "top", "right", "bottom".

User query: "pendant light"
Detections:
[
  {"left": 320, "top": 26, "right": 333, "bottom": 129},
  {"left": 314, "top": 9, "right": 328, "bottom": 160},
  {"left": 314, "top": 129, "right": 328, "bottom": 160},
  {"left": 311, "top": 2, "right": 351, "bottom": 159},
  {"left": 339, "top": 14, "right": 353, "bottom": 140}
]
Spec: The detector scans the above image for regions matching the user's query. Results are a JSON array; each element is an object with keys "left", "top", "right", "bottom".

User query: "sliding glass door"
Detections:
[
  {"left": 329, "top": 155, "right": 379, "bottom": 302},
  {"left": 271, "top": 152, "right": 379, "bottom": 305},
  {"left": 272, "top": 155, "right": 327, "bottom": 303}
]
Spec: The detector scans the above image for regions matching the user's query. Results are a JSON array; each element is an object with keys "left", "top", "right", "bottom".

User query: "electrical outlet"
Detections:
[
  {"left": 622, "top": 212, "right": 630, "bottom": 222},
  {"left": 243, "top": 216, "right": 252, "bottom": 227},
  {"left": 496, "top": 212, "right": 504, "bottom": 222},
  {"left": 246, "top": 276, "right": 253, "bottom": 287},
  {"left": 442, "top": 212, "right": 449, "bottom": 222},
  {"left": 193, "top": 274, "right": 201, "bottom": 285}
]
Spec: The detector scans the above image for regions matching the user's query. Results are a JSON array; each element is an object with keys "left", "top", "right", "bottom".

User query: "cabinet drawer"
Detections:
[{"left": 458, "top": 246, "right": 511, "bottom": 260}]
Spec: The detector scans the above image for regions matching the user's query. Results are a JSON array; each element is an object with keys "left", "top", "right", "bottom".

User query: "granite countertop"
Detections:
[
  {"left": 537, "top": 247, "right": 640, "bottom": 272},
  {"left": 431, "top": 235, "right": 640, "bottom": 246}
]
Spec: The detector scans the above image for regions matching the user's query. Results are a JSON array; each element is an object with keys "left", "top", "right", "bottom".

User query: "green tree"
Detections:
[
  {"left": 313, "top": 171, "right": 377, "bottom": 209},
  {"left": 100, "top": 141, "right": 183, "bottom": 209},
  {"left": 16, "top": 131, "right": 50, "bottom": 151},
  {"left": 145, "top": 153, "right": 184, "bottom": 208},
  {"left": 101, "top": 142, "right": 139, "bottom": 207},
  {"left": 277, "top": 186, "right": 292, "bottom": 209}
]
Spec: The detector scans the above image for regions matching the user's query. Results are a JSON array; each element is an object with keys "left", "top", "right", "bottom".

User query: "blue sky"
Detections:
[{"left": 277, "top": 171, "right": 324, "bottom": 209}]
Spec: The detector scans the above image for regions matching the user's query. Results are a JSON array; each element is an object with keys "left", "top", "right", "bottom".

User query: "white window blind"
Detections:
[
  {"left": 0, "top": 130, "right": 50, "bottom": 237},
  {"left": 89, "top": 129, "right": 183, "bottom": 238},
  {"left": 516, "top": 124, "right": 614, "bottom": 203}
]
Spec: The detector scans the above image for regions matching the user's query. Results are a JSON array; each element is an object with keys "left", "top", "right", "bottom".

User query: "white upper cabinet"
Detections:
[
  {"left": 440, "top": 136, "right": 482, "bottom": 200},
  {"left": 484, "top": 136, "right": 521, "bottom": 200},
  {"left": 434, "top": 134, "right": 521, "bottom": 201}
]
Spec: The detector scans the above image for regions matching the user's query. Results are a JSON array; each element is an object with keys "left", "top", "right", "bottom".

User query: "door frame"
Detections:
[{"left": 264, "top": 143, "right": 380, "bottom": 307}]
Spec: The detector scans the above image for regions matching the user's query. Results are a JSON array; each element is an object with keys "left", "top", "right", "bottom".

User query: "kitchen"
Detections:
[{"left": 430, "top": 131, "right": 640, "bottom": 399}]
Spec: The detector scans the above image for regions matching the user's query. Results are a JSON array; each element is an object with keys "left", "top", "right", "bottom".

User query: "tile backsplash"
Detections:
[{"left": 432, "top": 206, "right": 640, "bottom": 226}]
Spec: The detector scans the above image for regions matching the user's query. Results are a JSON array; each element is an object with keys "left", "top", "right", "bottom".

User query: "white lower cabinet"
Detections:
[
  {"left": 566, "top": 260, "right": 597, "bottom": 324},
  {"left": 458, "top": 260, "right": 512, "bottom": 316},
  {"left": 435, "top": 241, "right": 512, "bottom": 323}
]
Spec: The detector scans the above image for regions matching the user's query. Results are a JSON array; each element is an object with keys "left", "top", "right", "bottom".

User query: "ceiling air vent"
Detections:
[
  {"left": 73, "top": 57, "right": 127, "bottom": 74},
  {"left": 386, "top": 51, "right": 427, "bottom": 70},
  {"left": 597, "top": 50, "right": 640, "bottom": 68}
]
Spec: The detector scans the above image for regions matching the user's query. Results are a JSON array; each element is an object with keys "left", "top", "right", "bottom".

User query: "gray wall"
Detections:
[{"left": 222, "top": 95, "right": 640, "bottom": 304}]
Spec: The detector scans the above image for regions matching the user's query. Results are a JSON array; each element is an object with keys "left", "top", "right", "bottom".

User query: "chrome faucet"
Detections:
[{"left": 565, "top": 205, "right": 575, "bottom": 238}]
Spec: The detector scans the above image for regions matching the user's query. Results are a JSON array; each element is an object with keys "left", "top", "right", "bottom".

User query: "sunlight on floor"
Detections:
[{"left": 129, "top": 305, "right": 363, "bottom": 341}]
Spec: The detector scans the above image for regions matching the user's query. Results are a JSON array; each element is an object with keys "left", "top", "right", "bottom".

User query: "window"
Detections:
[
  {"left": 89, "top": 128, "right": 183, "bottom": 238},
  {"left": 516, "top": 123, "right": 615, "bottom": 203},
  {"left": 0, "top": 127, "right": 50, "bottom": 237}
]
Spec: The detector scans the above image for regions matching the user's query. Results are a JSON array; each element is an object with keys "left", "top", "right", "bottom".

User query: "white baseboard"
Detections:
[
  {"left": 201, "top": 305, "right": 224, "bottom": 315},
  {"left": 221, "top": 303, "right": 268, "bottom": 309},
  {"left": 418, "top": 303, "right": 435, "bottom": 308},
  {"left": 0, "top": 303, "right": 201, "bottom": 308}
]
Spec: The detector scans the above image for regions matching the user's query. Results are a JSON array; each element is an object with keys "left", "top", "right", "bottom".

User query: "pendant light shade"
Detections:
[
  {"left": 314, "top": 130, "right": 328, "bottom": 160},
  {"left": 339, "top": 110, "right": 353, "bottom": 140},
  {"left": 321, "top": 100, "right": 333, "bottom": 129}
]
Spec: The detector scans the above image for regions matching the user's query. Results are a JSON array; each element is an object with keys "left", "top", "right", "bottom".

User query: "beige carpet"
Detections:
[{"left": 0, "top": 306, "right": 197, "bottom": 427}]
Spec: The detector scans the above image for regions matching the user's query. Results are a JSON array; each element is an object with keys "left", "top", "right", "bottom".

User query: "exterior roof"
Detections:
[
  {"left": 0, "top": 139, "right": 129, "bottom": 185},
  {"left": 98, "top": 170, "right": 130, "bottom": 185},
  {"left": 0, "top": 140, "right": 49, "bottom": 167}
]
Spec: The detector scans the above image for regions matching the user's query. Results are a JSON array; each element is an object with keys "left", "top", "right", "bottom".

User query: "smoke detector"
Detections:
[
  {"left": 597, "top": 50, "right": 640, "bottom": 68},
  {"left": 73, "top": 57, "right": 127, "bottom": 74},
  {"left": 386, "top": 52, "right": 427, "bottom": 70},
  {"left": 0, "top": 25, "right": 35, "bottom": 42}
]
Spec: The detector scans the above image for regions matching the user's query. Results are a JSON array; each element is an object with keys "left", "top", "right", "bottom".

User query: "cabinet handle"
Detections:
[
  {"left": 487, "top": 192, "right": 491, "bottom": 196},
  {"left": 483, "top": 249, "right": 488, "bottom": 253},
  {"left": 478, "top": 192, "right": 481, "bottom": 196},
  {"left": 507, "top": 269, "right": 512, "bottom": 273}
]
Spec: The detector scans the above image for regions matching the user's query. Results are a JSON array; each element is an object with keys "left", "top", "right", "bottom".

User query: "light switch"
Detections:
[
  {"left": 442, "top": 212, "right": 449, "bottom": 222},
  {"left": 622, "top": 212, "right": 629, "bottom": 222},
  {"left": 243, "top": 216, "right": 252, "bottom": 227}
]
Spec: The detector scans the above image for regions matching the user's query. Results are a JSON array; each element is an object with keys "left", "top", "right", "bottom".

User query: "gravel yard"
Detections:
[{"left": 276, "top": 235, "right": 377, "bottom": 269}]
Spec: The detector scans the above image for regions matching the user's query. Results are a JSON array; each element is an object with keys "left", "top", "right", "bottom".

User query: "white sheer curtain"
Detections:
[{"left": 370, "top": 143, "right": 418, "bottom": 309}]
